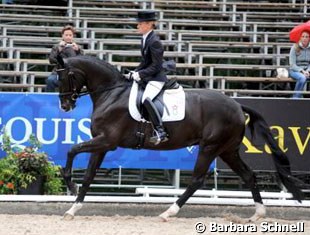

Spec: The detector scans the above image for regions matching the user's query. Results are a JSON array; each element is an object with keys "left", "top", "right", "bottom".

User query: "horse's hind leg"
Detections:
[
  {"left": 159, "top": 148, "right": 216, "bottom": 221},
  {"left": 220, "top": 150, "right": 266, "bottom": 221}
]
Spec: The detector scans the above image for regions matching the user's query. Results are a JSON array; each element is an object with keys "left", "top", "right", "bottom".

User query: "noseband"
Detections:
[{"left": 58, "top": 69, "right": 88, "bottom": 101}]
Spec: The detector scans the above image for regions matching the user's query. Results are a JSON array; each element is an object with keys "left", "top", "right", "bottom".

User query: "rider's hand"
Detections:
[
  {"left": 132, "top": 71, "right": 141, "bottom": 82},
  {"left": 129, "top": 71, "right": 141, "bottom": 82},
  {"left": 126, "top": 71, "right": 134, "bottom": 80}
]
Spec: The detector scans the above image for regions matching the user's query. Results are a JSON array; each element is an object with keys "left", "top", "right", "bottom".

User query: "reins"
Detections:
[{"left": 58, "top": 69, "right": 129, "bottom": 100}]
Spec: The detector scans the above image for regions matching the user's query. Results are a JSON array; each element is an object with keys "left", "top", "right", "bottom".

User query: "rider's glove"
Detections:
[{"left": 129, "top": 71, "right": 141, "bottom": 82}]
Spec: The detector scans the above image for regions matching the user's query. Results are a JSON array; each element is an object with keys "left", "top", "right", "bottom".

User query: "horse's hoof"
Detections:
[
  {"left": 63, "top": 212, "right": 74, "bottom": 221},
  {"left": 249, "top": 202, "right": 266, "bottom": 222},
  {"left": 248, "top": 212, "right": 265, "bottom": 222},
  {"left": 159, "top": 213, "right": 169, "bottom": 222},
  {"left": 159, "top": 203, "right": 180, "bottom": 222},
  {"left": 249, "top": 212, "right": 265, "bottom": 222},
  {"left": 249, "top": 215, "right": 260, "bottom": 222}
]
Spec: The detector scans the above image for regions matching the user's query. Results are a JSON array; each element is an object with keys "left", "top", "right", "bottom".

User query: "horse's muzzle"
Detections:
[{"left": 60, "top": 101, "right": 76, "bottom": 112}]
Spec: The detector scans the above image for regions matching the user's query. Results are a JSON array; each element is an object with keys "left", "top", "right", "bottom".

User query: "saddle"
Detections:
[{"left": 128, "top": 79, "right": 185, "bottom": 122}]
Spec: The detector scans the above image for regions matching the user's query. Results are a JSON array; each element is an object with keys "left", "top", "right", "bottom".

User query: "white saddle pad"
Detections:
[{"left": 128, "top": 81, "right": 185, "bottom": 122}]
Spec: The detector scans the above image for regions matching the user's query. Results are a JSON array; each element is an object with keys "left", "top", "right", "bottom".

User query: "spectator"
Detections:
[
  {"left": 46, "top": 25, "right": 83, "bottom": 92},
  {"left": 2, "top": 0, "right": 13, "bottom": 4},
  {"left": 289, "top": 31, "right": 310, "bottom": 98}
]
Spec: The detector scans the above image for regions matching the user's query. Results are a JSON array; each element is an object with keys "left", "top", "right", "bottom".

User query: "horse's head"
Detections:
[
  {"left": 56, "top": 55, "right": 84, "bottom": 112},
  {"left": 56, "top": 55, "right": 126, "bottom": 112}
]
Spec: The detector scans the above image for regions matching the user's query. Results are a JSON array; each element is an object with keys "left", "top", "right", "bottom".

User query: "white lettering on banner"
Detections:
[
  {"left": 5, "top": 117, "right": 32, "bottom": 144},
  {"left": 0, "top": 117, "right": 91, "bottom": 146},
  {"left": 186, "top": 146, "right": 197, "bottom": 153},
  {"left": 62, "top": 119, "right": 75, "bottom": 144},
  {"left": 35, "top": 118, "right": 61, "bottom": 144},
  {"left": 77, "top": 118, "right": 92, "bottom": 143}
]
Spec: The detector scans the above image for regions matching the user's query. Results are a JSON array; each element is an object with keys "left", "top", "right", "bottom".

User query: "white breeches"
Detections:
[{"left": 142, "top": 81, "right": 165, "bottom": 102}]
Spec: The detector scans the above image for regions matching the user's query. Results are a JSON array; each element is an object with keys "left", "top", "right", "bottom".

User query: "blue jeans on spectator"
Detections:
[
  {"left": 2, "top": 0, "right": 13, "bottom": 3},
  {"left": 46, "top": 73, "right": 59, "bottom": 92},
  {"left": 289, "top": 70, "right": 308, "bottom": 98}
]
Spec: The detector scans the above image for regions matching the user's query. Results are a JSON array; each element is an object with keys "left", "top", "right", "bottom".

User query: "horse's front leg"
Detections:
[
  {"left": 64, "top": 151, "right": 105, "bottom": 220},
  {"left": 61, "top": 146, "right": 80, "bottom": 195},
  {"left": 62, "top": 134, "right": 111, "bottom": 195},
  {"left": 62, "top": 134, "right": 112, "bottom": 219}
]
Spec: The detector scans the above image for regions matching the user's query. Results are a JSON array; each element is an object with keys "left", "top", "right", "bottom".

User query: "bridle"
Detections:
[
  {"left": 57, "top": 68, "right": 88, "bottom": 101},
  {"left": 57, "top": 68, "right": 130, "bottom": 102}
]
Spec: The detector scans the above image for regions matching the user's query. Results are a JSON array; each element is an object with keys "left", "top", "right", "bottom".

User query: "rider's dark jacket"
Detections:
[{"left": 136, "top": 31, "right": 168, "bottom": 82}]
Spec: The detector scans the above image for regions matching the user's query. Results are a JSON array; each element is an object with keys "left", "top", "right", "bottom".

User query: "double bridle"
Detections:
[
  {"left": 57, "top": 68, "right": 130, "bottom": 101},
  {"left": 57, "top": 68, "right": 88, "bottom": 101}
]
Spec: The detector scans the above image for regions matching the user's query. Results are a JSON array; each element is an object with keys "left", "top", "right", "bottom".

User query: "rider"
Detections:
[{"left": 130, "top": 10, "right": 169, "bottom": 145}]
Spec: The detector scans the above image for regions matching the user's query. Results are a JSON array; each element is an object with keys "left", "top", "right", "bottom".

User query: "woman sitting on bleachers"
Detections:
[{"left": 289, "top": 31, "right": 310, "bottom": 99}]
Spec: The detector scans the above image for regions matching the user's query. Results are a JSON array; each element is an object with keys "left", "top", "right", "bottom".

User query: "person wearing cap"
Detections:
[{"left": 130, "top": 10, "right": 168, "bottom": 145}]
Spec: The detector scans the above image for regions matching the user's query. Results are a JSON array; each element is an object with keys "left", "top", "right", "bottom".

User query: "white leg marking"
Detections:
[
  {"left": 159, "top": 203, "right": 180, "bottom": 222},
  {"left": 249, "top": 202, "right": 266, "bottom": 222},
  {"left": 63, "top": 203, "right": 83, "bottom": 220}
]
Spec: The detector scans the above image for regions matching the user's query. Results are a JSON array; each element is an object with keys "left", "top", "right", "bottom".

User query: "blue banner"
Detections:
[{"left": 0, "top": 93, "right": 204, "bottom": 170}]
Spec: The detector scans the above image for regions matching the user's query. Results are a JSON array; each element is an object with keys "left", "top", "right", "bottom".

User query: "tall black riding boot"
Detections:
[{"left": 143, "top": 98, "right": 169, "bottom": 145}]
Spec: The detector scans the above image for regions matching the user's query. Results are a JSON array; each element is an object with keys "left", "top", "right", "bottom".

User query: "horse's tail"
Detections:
[{"left": 241, "top": 105, "right": 305, "bottom": 202}]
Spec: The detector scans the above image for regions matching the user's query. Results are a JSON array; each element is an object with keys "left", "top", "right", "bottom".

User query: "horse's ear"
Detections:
[{"left": 57, "top": 54, "right": 65, "bottom": 68}]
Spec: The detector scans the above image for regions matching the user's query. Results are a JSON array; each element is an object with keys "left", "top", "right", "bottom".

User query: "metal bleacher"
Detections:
[
  {"left": 0, "top": 0, "right": 309, "bottom": 96},
  {"left": 1, "top": 0, "right": 310, "bottom": 200}
]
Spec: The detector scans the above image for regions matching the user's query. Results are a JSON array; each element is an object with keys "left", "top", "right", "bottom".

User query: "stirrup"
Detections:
[{"left": 149, "top": 130, "right": 168, "bottom": 145}]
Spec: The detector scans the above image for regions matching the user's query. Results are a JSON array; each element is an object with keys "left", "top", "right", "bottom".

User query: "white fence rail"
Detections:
[{"left": 1, "top": 188, "right": 310, "bottom": 207}]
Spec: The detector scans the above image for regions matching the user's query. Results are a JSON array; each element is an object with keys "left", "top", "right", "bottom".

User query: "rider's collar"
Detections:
[{"left": 142, "top": 30, "right": 153, "bottom": 45}]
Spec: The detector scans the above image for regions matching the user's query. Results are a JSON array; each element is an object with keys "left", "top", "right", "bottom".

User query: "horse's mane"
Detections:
[{"left": 70, "top": 55, "right": 124, "bottom": 80}]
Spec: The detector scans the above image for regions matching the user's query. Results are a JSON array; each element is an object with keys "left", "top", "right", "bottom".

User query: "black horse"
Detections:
[{"left": 56, "top": 55, "right": 303, "bottom": 221}]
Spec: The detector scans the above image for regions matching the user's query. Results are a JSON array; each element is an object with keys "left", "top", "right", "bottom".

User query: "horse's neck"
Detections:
[
  {"left": 85, "top": 72, "right": 127, "bottom": 97},
  {"left": 90, "top": 81, "right": 130, "bottom": 108},
  {"left": 76, "top": 58, "right": 125, "bottom": 93}
]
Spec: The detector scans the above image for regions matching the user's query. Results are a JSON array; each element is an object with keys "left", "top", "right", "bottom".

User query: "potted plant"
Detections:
[{"left": 0, "top": 131, "right": 63, "bottom": 195}]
